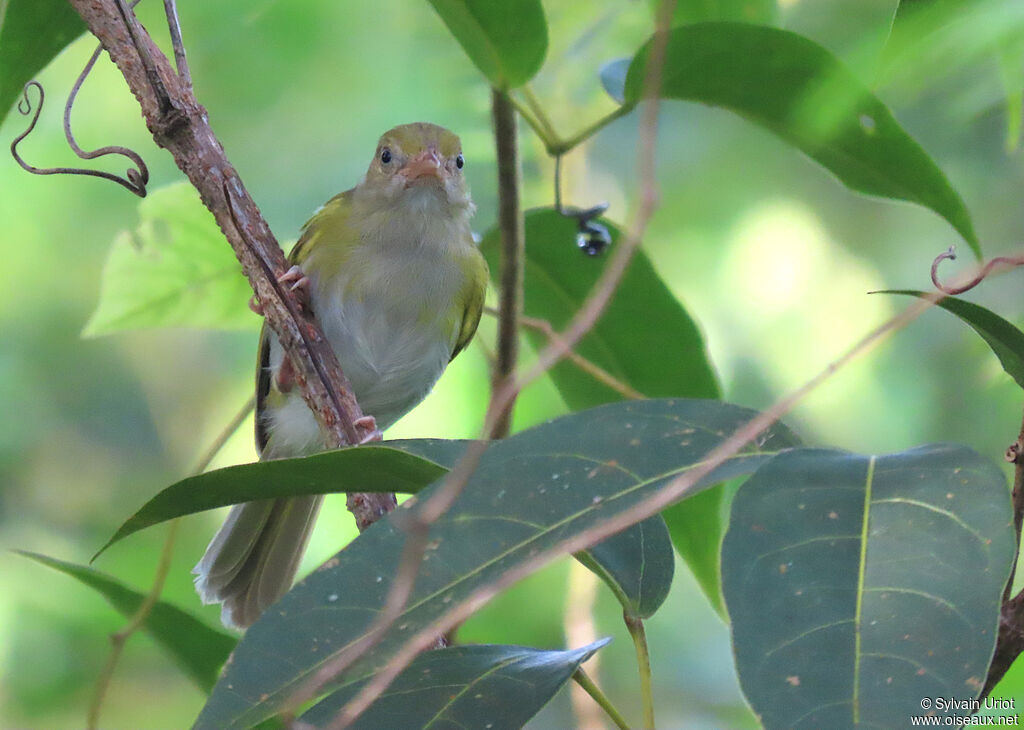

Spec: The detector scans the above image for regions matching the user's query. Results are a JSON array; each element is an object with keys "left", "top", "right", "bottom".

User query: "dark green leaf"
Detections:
[
  {"left": 0, "top": 0, "right": 86, "bottom": 124},
  {"left": 482, "top": 208, "right": 726, "bottom": 614},
  {"left": 95, "top": 440, "right": 470, "bottom": 558},
  {"left": 17, "top": 551, "right": 236, "bottom": 691},
  {"left": 722, "top": 445, "right": 1014, "bottom": 728},
  {"left": 599, "top": 57, "right": 630, "bottom": 104},
  {"left": 624, "top": 23, "right": 980, "bottom": 256},
  {"left": 576, "top": 516, "right": 674, "bottom": 619},
  {"left": 426, "top": 0, "right": 547, "bottom": 89},
  {"left": 300, "top": 640, "right": 610, "bottom": 729},
  {"left": 881, "top": 291, "right": 1024, "bottom": 390},
  {"left": 651, "top": 0, "right": 776, "bottom": 25},
  {"left": 84, "top": 183, "right": 259, "bottom": 336},
  {"left": 193, "top": 399, "right": 799, "bottom": 730}
]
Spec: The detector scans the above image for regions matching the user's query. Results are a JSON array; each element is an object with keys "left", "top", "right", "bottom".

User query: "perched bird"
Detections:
[{"left": 194, "top": 123, "right": 488, "bottom": 629}]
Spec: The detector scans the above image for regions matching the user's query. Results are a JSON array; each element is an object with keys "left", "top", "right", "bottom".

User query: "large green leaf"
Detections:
[
  {"left": 881, "top": 291, "right": 1024, "bottom": 391},
  {"left": 17, "top": 551, "right": 236, "bottom": 691},
  {"left": 299, "top": 640, "right": 609, "bottom": 728},
  {"left": 482, "top": 209, "right": 727, "bottom": 615},
  {"left": 95, "top": 440, "right": 469, "bottom": 558},
  {"left": 650, "top": 0, "right": 776, "bottom": 25},
  {"left": 193, "top": 399, "right": 799, "bottom": 730},
  {"left": 722, "top": 446, "right": 1014, "bottom": 728},
  {"left": 0, "top": 0, "right": 86, "bottom": 124},
  {"left": 426, "top": 0, "right": 547, "bottom": 89},
  {"left": 83, "top": 183, "right": 258, "bottom": 336},
  {"left": 623, "top": 23, "right": 980, "bottom": 257},
  {"left": 98, "top": 432, "right": 670, "bottom": 619}
]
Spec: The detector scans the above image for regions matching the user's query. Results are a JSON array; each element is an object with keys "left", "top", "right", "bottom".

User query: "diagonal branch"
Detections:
[{"left": 67, "top": 0, "right": 393, "bottom": 528}]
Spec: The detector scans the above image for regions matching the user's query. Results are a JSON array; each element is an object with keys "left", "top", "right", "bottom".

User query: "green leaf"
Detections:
[
  {"left": 83, "top": 183, "right": 258, "bottom": 336},
  {"left": 576, "top": 515, "right": 674, "bottom": 619},
  {"left": 426, "top": 0, "right": 547, "bottom": 89},
  {"left": 651, "top": 0, "right": 776, "bottom": 25},
  {"left": 300, "top": 640, "right": 610, "bottom": 728},
  {"left": 17, "top": 551, "right": 236, "bottom": 691},
  {"left": 881, "top": 291, "right": 1024, "bottom": 391},
  {"left": 193, "top": 399, "right": 799, "bottom": 730},
  {"left": 95, "top": 440, "right": 469, "bottom": 558},
  {"left": 623, "top": 23, "right": 981, "bottom": 257},
  {"left": 482, "top": 208, "right": 727, "bottom": 615},
  {"left": 0, "top": 0, "right": 86, "bottom": 124},
  {"left": 722, "top": 445, "right": 1014, "bottom": 728}
]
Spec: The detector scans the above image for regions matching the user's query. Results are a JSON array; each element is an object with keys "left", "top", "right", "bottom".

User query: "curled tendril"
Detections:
[
  {"left": 11, "top": 69, "right": 149, "bottom": 198},
  {"left": 930, "top": 246, "right": 1024, "bottom": 295}
]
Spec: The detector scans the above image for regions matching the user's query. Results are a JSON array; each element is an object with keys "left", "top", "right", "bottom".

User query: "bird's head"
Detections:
[{"left": 358, "top": 122, "right": 473, "bottom": 219}]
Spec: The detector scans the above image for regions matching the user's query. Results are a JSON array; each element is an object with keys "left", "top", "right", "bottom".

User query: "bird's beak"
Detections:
[{"left": 401, "top": 149, "right": 444, "bottom": 185}]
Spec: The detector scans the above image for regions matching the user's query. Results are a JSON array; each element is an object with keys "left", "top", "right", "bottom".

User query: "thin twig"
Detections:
[
  {"left": 163, "top": 0, "right": 192, "bottom": 88},
  {"left": 68, "top": 0, "right": 391, "bottom": 531},
  {"left": 624, "top": 613, "right": 655, "bottom": 730},
  {"left": 320, "top": 2, "right": 679, "bottom": 726},
  {"left": 86, "top": 396, "right": 252, "bottom": 728},
  {"left": 489, "top": 89, "right": 525, "bottom": 439},
  {"left": 87, "top": 519, "right": 181, "bottom": 730},
  {"left": 572, "top": 668, "right": 632, "bottom": 730},
  {"left": 484, "top": 307, "right": 645, "bottom": 400},
  {"left": 981, "top": 407, "right": 1024, "bottom": 696}
]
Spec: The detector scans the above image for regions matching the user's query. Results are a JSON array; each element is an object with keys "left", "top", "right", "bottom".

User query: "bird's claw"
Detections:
[
  {"left": 355, "top": 416, "right": 383, "bottom": 444},
  {"left": 249, "top": 265, "right": 312, "bottom": 316}
]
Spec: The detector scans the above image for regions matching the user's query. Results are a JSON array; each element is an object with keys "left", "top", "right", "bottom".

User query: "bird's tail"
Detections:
[{"left": 193, "top": 495, "right": 323, "bottom": 629}]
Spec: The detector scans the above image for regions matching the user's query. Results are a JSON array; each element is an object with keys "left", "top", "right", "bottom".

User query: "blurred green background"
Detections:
[{"left": 2, "top": 0, "right": 1023, "bottom": 727}]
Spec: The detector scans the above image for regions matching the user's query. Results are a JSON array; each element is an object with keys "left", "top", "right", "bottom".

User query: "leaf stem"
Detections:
[
  {"left": 520, "top": 84, "right": 560, "bottom": 145},
  {"left": 506, "top": 93, "right": 559, "bottom": 151},
  {"left": 624, "top": 613, "right": 655, "bottom": 729},
  {"left": 551, "top": 104, "right": 636, "bottom": 156},
  {"left": 572, "top": 667, "right": 632, "bottom": 730}
]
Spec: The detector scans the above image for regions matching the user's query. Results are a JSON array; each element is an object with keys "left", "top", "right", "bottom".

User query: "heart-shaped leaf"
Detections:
[
  {"left": 722, "top": 445, "right": 1014, "bottom": 727},
  {"left": 193, "top": 399, "right": 799, "bottom": 730},
  {"left": 84, "top": 183, "right": 259, "bottom": 336},
  {"left": 300, "top": 640, "right": 609, "bottom": 729},
  {"left": 881, "top": 291, "right": 1024, "bottom": 390},
  {"left": 0, "top": 0, "right": 85, "bottom": 124},
  {"left": 426, "top": 0, "right": 547, "bottom": 90},
  {"left": 18, "top": 551, "right": 236, "bottom": 691},
  {"left": 623, "top": 23, "right": 980, "bottom": 257}
]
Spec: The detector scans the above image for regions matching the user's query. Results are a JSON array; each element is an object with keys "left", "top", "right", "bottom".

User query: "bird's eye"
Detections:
[
  {"left": 380, "top": 149, "right": 392, "bottom": 164},
  {"left": 455, "top": 154, "right": 464, "bottom": 169}
]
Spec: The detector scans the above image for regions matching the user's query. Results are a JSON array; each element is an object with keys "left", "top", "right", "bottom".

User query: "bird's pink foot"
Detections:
[
  {"left": 248, "top": 265, "right": 312, "bottom": 316},
  {"left": 355, "top": 415, "right": 383, "bottom": 444}
]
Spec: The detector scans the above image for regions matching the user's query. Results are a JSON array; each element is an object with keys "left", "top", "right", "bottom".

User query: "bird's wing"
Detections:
[
  {"left": 254, "top": 190, "right": 355, "bottom": 453},
  {"left": 450, "top": 240, "right": 489, "bottom": 362}
]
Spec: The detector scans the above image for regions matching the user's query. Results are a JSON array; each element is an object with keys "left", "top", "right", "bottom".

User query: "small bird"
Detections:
[{"left": 194, "top": 123, "right": 488, "bottom": 629}]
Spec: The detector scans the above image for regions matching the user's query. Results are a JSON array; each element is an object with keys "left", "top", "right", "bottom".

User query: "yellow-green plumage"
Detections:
[{"left": 194, "top": 123, "right": 487, "bottom": 628}]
